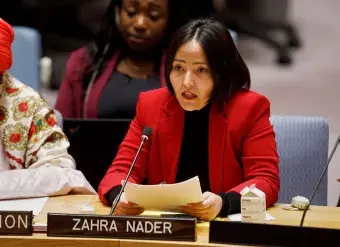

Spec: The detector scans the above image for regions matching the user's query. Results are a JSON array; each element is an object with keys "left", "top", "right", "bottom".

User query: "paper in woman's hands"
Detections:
[{"left": 123, "top": 176, "right": 203, "bottom": 211}]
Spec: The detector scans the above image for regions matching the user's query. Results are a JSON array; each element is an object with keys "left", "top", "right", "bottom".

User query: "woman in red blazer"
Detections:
[{"left": 99, "top": 19, "right": 280, "bottom": 220}]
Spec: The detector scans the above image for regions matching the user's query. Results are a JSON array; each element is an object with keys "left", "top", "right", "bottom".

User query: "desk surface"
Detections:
[{"left": 1, "top": 195, "right": 340, "bottom": 247}]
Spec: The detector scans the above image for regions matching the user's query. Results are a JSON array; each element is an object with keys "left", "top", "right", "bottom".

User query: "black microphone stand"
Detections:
[{"left": 109, "top": 128, "right": 151, "bottom": 215}]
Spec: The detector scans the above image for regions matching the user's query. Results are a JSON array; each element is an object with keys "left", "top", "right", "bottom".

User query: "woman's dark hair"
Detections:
[
  {"left": 82, "top": 0, "right": 209, "bottom": 90},
  {"left": 165, "top": 19, "right": 251, "bottom": 105}
]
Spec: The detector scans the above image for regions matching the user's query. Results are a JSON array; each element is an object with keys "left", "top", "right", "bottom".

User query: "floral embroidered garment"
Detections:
[{"left": 0, "top": 73, "right": 96, "bottom": 199}]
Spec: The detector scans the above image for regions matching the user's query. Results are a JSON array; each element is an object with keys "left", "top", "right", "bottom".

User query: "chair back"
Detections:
[
  {"left": 9, "top": 26, "right": 41, "bottom": 91},
  {"left": 270, "top": 115, "right": 329, "bottom": 205}
]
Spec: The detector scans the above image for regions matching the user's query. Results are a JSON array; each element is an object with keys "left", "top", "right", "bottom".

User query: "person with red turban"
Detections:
[{"left": 0, "top": 18, "right": 96, "bottom": 200}]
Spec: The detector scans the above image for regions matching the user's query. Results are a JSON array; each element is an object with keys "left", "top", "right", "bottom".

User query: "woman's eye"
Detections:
[
  {"left": 173, "top": 65, "right": 183, "bottom": 71},
  {"left": 150, "top": 12, "right": 161, "bottom": 20},
  {"left": 125, "top": 8, "right": 137, "bottom": 17},
  {"left": 197, "top": 67, "right": 208, "bottom": 73}
]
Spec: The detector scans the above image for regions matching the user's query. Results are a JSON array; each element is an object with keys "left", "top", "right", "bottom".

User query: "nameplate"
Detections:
[
  {"left": 0, "top": 211, "right": 33, "bottom": 235},
  {"left": 209, "top": 221, "right": 340, "bottom": 247},
  {"left": 47, "top": 213, "right": 196, "bottom": 241}
]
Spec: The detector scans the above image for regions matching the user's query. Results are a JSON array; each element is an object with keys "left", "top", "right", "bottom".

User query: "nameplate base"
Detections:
[
  {"left": 209, "top": 221, "right": 340, "bottom": 247},
  {"left": 47, "top": 213, "right": 196, "bottom": 241},
  {"left": 0, "top": 211, "right": 33, "bottom": 235}
]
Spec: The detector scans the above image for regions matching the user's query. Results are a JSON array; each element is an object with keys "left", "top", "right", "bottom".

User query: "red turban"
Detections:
[{"left": 0, "top": 18, "right": 14, "bottom": 74}]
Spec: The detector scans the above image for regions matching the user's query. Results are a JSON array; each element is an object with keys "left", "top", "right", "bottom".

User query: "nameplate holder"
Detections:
[
  {"left": 47, "top": 213, "right": 196, "bottom": 241},
  {"left": 0, "top": 211, "right": 33, "bottom": 235},
  {"left": 209, "top": 221, "right": 340, "bottom": 247}
]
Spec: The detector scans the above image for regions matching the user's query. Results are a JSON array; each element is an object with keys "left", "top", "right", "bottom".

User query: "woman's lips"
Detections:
[
  {"left": 181, "top": 92, "right": 198, "bottom": 100},
  {"left": 127, "top": 35, "right": 148, "bottom": 44}
]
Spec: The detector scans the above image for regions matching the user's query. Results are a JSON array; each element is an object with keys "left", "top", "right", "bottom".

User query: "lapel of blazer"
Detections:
[
  {"left": 208, "top": 103, "right": 228, "bottom": 193},
  {"left": 157, "top": 95, "right": 229, "bottom": 191},
  {"left": 158, "top": 96, "right": 184, "bottom": 183}
]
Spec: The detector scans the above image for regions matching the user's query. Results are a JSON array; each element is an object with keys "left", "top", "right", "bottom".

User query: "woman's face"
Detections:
[
  {"left": 170, "top": 40, "right": 214, "bottom": 111},
  {"left": 118, "top": 0, "right": 169, "bottom": 51}
]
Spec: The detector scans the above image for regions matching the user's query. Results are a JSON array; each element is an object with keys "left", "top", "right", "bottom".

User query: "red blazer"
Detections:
[
  {"left": 55, "top": 48, "right": 166, "bottom": 118},
  {"left": 99, "top": 88, "right": 280, "bottom": 207}
]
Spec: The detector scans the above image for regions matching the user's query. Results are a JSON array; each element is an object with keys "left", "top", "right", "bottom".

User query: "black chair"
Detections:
[
  {"left": 64, "top": 119, "right": 132, "bottom": 191},
  {"left": 215, "top": 0, "right": 301, "bottom": 65}
]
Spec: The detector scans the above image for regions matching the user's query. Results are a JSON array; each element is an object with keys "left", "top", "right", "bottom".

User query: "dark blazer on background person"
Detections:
[{"left": 99, "top": 87, "right": 280, "bottom": 207}]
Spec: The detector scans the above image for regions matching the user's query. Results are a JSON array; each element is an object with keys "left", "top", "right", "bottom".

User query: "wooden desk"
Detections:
[{"left": 1, "top": 195, "right": 340, "bottom": 247}]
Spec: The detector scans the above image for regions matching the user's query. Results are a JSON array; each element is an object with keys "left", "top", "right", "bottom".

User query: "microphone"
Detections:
[
  {"left": 109, "top": 126, "right": 152, "bottom": 215},
  {"left": 300, "top": 135, "right": 340, "bottom": 226}
]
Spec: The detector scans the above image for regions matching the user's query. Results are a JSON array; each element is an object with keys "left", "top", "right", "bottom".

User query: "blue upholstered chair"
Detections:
[
  {"left": 9, "top": 26, "right": 41, "bottom": 91},
  {"left": 270, "top": 115, "right": 329, "bottom": 205}
]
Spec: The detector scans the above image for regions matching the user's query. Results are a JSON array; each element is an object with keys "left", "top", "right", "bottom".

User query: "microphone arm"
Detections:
[
  {"left": 300, "top": 135, "right": 340, "bottom": 227},
  {"left": 109, "top": 127, "right": 151, "bottom": 215}
]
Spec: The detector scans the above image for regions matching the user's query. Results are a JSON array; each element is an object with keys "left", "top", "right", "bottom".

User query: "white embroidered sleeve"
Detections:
[{"left": 0, "top": 102, "right": 96, "bottom": 200}]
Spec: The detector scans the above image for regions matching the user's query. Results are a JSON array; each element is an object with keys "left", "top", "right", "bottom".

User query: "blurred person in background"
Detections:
[
  {"left": 55, "top": 0, "right": 211, "bottom": 119},
  {"left": 0, "top": 18, "right": 95, "bottom": 200}
]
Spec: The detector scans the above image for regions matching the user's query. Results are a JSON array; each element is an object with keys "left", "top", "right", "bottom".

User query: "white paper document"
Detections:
[
  {"left": 124, "top": 176, "right": 203, "bottom": 211},
  {"left": 228, "top": 212, "right": 276, "bottom": 222},
  {"left": 0, "top": 197, "right": 48, "bottom": 216}
]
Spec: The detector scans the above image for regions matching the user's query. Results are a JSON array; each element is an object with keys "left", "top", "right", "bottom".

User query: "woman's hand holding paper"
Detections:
[
  {"left": 178, "top": 192, "right": 223, "bottom": 221},
  {"left": 114, "top": 199, "right": 144, "bottom": 216}
]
